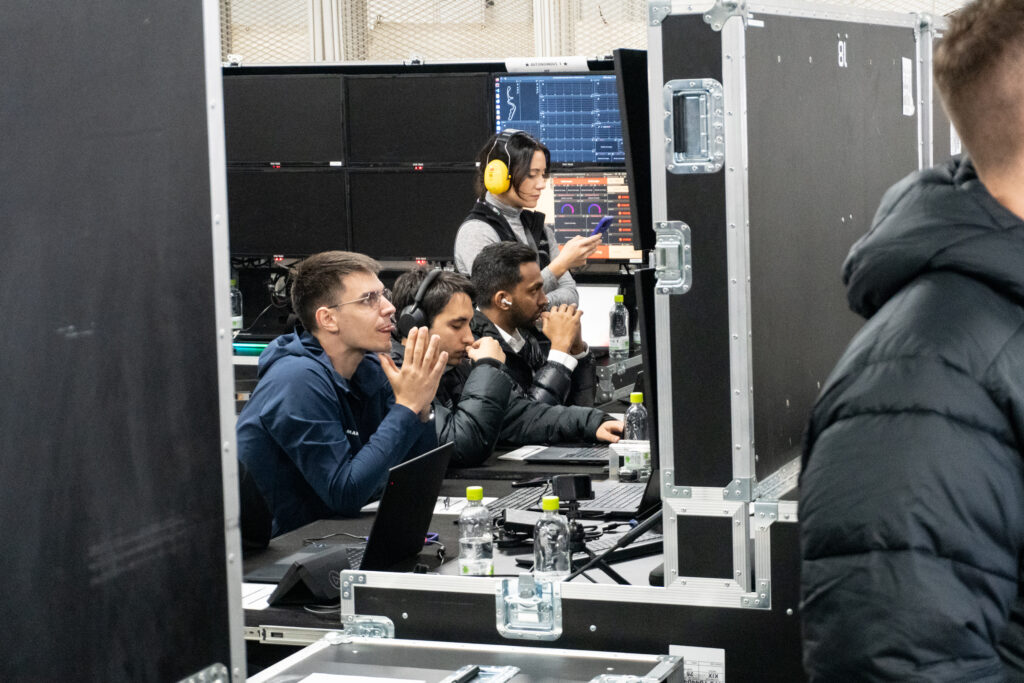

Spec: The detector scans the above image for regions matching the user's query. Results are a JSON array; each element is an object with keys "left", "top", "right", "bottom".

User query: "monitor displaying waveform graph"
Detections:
[
  {"left": 536, "top": 171, "right": 642, "bottom": 262},
  {"left": 495, "top": 74, "right": 624, "bottom": 165}
]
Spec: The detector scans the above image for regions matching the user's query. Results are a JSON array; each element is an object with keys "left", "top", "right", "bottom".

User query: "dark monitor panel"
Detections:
[
  {"left": 345, "top": 74, "right": 492, "bottom": 164},
  {"left": 223, "top": 74, "right": 344, "bottom": 163},
  {"left": 538, "top": 171, "right": 641, "bottom": 261},
  {"left": 613, "top": 49, "right": 653, "bottom": 253},
  {"left": 349, "top": 169, "right": 477, "bottom": 260},
  {"left": 495, "top": 73, "right": 624, "bottom": 165},
  {"left": 227, "top": 168, "right": 348, "bottom": 257}
]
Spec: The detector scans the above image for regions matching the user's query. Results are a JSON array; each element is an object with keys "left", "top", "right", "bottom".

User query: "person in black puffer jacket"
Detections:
[
  {"left": 469, "top": 241, "right": 598, "bottom": 407},
  {"left": 390, "top": 269, "right": 622, "bottom": 468},
  {"left": 800, "top": 2, "right": 1024, "bottom": 679}
]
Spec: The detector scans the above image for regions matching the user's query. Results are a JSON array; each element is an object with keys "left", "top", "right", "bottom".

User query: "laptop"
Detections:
[
  {"left": 490, "top": 469, "right": 661, "bottom": 522},
  {"left": 497, "top": 443, "right": 613, "bottom": 465},
  {"left": 245, "top": 442, "right": 453, "bottom": 583},
  {"left": 577, "top": 468, "right": 661, "bottom": 519}
]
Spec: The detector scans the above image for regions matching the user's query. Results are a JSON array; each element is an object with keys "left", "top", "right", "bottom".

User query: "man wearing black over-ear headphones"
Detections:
[
  {"left": 469, "top": 241, "right": 597, "bottom": 409},
  {"left": 453, "top": 130, "right": 602, "bottom": 307},
  {"left": 389, "top": 268, "right": 622, "bottom": 467}
]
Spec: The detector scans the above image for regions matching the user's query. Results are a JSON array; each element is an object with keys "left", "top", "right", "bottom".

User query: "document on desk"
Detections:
[
  {"left": 241, "top": 582, "right": 275, "bottom": 610},
  {"left": 497, "top": 445, "right": 548, "bottom": 461},
  {"left": 360, "top": 496, "right": 496, "bottom": 515}
]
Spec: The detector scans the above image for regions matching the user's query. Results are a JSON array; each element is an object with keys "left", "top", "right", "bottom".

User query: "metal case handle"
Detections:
[{"left": 664, "top": 79, "right": 726, "bottom": 174}]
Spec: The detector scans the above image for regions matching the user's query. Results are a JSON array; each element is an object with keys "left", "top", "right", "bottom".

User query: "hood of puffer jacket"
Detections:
[{"left": 843, "top": 155, "right": 1024, "bottom": 319}]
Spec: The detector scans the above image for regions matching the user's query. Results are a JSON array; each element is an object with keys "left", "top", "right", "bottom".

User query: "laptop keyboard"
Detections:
[
  {"left": 559, "top": 446, "right": 611, "bottom": 460},
  {"left": 577, "top": 482, "right": 645, "bottom": 513},
  {"left": 574, "top": 529, "right": 663, "bottom": 565},
  {"left": 487, "top": 486, "right": 548, "bottom": 522}
]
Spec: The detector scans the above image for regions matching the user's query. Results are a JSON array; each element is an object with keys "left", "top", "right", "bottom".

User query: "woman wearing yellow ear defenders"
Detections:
[{"left": 453, "top": 130, "right": 602, "bottom": 307}]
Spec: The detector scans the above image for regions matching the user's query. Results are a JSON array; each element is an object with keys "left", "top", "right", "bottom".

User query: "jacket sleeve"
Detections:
[
  {"left": 434, "top": 360, "right": 514, "bottom": 466},
  {"left": 498, "top": 391, "right": 610, "bottom": 446},
  {"left": 454, "top": 218, "right": 500, "bottom": 275},
  {"left": 528, "top": 361, "right": 574, "bottom": 406},
  {"left": 540, "top": 224, "right": 579, "bottom": 307},
  {"left": 260, "top": 361, "right": 432, "bottom": 517},
  {"left": 568, "top": 351, "right": 597, "bottom": 408}
]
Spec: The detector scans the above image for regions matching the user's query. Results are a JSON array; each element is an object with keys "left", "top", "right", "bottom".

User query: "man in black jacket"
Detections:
[
  {"left": 390, "top": 269, "right": 622, "bottom": 467},
  {"left": 800, "top": 1, "right": 1024, "bottom": 679},
  {"left": 469, "top": 241, "right": 597, "bottom": 407}
]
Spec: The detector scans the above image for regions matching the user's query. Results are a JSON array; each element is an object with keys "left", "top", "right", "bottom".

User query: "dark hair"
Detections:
[
  {"left": 391, "top": 269, "right": 476, "bottom": 329},
  {"left": 470, "top": 242, "right": 538, "bottom": 308},
  {"left": 289, "top": 251, "right": 380, "bottom": 331},
  {"left": 934, "top": 0, "right": 1024, "bottom": 172},
  {"left": 473, "top": 131, "right": 551, "bottom": 198}
]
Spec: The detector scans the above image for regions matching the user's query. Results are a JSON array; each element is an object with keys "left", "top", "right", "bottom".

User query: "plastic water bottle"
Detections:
[
  {"left": 533, "top": 496, "right": 570, "bottom": 581},
  {"left": 623, "top": 392, "right": 651, "bottom": 481},
  {"left": 230, "top": 279, "right": 243, "bottom": 333},
  {"left": 609, "top": 294, "right": 629, "bottom": 361},
  {"left": 458, "top": 486, "right": 493, "bottom": 576}
]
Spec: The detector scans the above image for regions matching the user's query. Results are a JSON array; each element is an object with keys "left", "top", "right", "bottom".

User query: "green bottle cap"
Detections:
[
  {"left": 630, "top": 392, "right": 644, "bottom": 404},
  {"left": 614, "top": 294, "right": 624, "bottom": 303},
  {"left": 230, "top": 278, "right": 238, "bottom": 287},
  {"left": 541, "top": 495, "right": 560, "bottom": 511},
  {"left": 466, "top": 486, "right": 483, "bottom": 501}
]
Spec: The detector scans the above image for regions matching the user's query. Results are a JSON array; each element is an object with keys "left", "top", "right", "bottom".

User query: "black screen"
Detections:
[
  {"left": 228, "top": 168, "right": 348, "bottom": 257},
  {"left": 614, "top": 49, "right": 653, "bottom": 252},
  {"left": 349, "top": 169, "right": 477, "bottom": 260},
  {"left": 345, "top": 74, "right": 491, "bottom": 164},
  {"left": 223, "top": 74, "right": 344, "bottom": 163}
]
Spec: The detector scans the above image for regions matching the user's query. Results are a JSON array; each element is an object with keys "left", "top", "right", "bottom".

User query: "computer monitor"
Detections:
[
  {"left": 348, "top": 169, "right": 477, "bottom": 261},
  {"left": 536, "top": 171, "right": 642, "bottom": 262},
  {"left": 227, "top": 168, "right": 348, "bottom": 258},
  {"left": 346, "top": 73, "right": 492, "bottom": 165},
  {"left": 222, "top": 74, "right": 344, "bottom": 164},
  {"left": 494, "top": 74, "right": 624, "bottom": 165},
  {"left": 576, "top": 283, "right": 621, "bottom": 349}
]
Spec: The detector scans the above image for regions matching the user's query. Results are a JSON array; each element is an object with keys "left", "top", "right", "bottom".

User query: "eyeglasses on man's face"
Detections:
[{"left": 327, "top": 287, "right": 392, "bottom": 310}]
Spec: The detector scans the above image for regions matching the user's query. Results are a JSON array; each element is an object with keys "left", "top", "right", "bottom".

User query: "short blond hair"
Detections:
[{"left": 934, "top": 0, "right": 1024, "bottom": 173}]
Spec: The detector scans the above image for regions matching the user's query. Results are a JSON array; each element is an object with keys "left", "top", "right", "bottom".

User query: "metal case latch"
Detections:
[
  {"left": 703, "top": 0, "right": 748, "bottom": 31},
  {"left": 495, "top": 573, "right": 563, "bottom": 641},
  {"left": 342, "top": 614, "right": 396, "bottom": 639},
  {"left": 441, "top": 665, "right": 521, "bottom": 683},
  {"left": 654, "top": 222, "right": 692, "bottom": 295},
  {"left": 664, "top": 79, "right": 725, "bottom": 174}
]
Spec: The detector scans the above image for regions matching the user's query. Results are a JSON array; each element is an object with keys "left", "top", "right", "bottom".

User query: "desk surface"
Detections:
[{"left": 243, "top": 475, "right": 661, "bottom": 626}]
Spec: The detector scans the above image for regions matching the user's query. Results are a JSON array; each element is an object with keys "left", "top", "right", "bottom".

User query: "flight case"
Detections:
[{"left": 249, "top": 2, "right": 946, "bottom": 680}]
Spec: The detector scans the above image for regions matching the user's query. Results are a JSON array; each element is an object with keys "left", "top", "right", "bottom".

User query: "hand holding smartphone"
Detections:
[{"left": 590, "top": 215, "right": 614, "bottom": 237}]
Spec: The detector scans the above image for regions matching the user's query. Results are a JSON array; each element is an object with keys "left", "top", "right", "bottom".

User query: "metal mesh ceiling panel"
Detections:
[
  {"left": 220, "top": 0, "right": 311, "bottom": 63},
  {"left": 219, "top": 0, "right": 967, "bottom": 65}
]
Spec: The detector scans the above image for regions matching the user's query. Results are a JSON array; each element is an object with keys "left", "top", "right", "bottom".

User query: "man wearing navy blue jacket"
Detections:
[{"left": 236, "top": 251, "right": 447, "bottom": 536}]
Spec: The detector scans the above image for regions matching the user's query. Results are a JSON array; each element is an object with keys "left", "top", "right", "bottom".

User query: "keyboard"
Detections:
[
  {"left": 576, "top": 529, "right": 663, "bottom": 564},
  {"left": 486, "top": 486, "right": 549, "bottom": 522},
  {"left": 577, "top": 481, "right": 645, "bottom": 515},
  {"left": 549, "top": 446, "right": 611, "bottom": 462}
]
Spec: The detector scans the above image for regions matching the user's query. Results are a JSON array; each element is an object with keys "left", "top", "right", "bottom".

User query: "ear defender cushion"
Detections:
[
  {"left": 484, "top": 158, "right": 511, "bottom": 195},
  {"left": 396, "top": 305, "right": 426, "bottom": 340}
]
